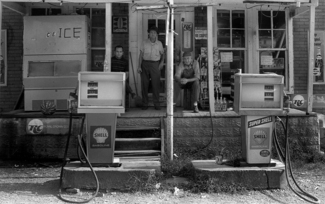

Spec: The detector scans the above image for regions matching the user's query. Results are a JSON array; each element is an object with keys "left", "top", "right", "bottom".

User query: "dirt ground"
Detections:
[{"left": 0, "top": 161, "right": 324, "bottom": 204}]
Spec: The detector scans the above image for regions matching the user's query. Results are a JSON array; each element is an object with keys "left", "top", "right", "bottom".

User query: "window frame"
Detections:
[
  {"left": 214, "top": 7, "right": 248, "bottom": 96},
  {"left": 254, "top": 7, "right": 293, "bottom": 93}
]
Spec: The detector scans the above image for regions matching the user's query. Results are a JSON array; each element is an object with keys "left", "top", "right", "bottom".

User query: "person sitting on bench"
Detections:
[{"left": 174, "top": 51, "right": 200, "bottom": 113}]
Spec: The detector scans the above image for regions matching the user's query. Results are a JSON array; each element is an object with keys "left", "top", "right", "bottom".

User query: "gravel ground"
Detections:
[{"left": 0, "top": 161, "right": 324, "bottom": 204}]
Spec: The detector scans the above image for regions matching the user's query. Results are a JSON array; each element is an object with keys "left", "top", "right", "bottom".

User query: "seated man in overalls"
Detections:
[{"left": 174, "top": 51, "right": 200, "bottom": 113}]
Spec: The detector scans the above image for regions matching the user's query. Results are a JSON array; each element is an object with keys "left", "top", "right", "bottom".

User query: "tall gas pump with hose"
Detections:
[
  {"left": 234, "top": 72, "right": 320, "bottom": 203},
  {"left": 77, "top": 71, "right": 125, "bottom": 165},
  {"left": 233, "top": 72, "right": 284, "bottom": 166},
  {"left": 58, "top": 71, "right": 125, "bottom": 203}
]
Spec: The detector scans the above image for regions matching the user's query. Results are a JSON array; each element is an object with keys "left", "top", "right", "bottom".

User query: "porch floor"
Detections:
[
  {"left": 0, "top": 107, "right": 311, "bottom": 118},
  {"left": 118, "top": 107, "right": 309, "bottom": 118}
]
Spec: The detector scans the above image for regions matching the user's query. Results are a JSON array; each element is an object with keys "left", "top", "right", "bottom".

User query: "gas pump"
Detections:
[
  {"left": 233, "top": 73, "right": 320, "bottom": 203},
  {"left": 77, "top": 71, "right": 125, "bottom": 165},
  {"left": 234, "top": 73, "right": 284, "bottom": 165}
]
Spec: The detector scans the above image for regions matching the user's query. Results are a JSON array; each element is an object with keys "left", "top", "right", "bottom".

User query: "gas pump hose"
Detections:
[
  {"left": 273, "top": 115, "right": 320, "bottom": 204},
  {"left": 58, "top": 113, "right": 100, "bottom": 203}
]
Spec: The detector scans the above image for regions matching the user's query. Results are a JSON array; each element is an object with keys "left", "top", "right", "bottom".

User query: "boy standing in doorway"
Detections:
[{"left": 111, "top": 45, "right": 136, "bottom": 103}]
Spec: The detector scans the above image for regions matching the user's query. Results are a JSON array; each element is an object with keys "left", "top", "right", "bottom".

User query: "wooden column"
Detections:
[
  {"left": 307, "top": 5, "right": 316, "bottom": 114},
  {"left": 105, "top": 3, "right": 112, "bottom": 71},
  {"left": 207, "top": 6, "right": 215, "bottom": 112},
  {"left": 166, "top": 0, "right": 174, "bottom": 161},
  {"left": 0, "top": 1, "right": 2, "bottom": 72}
]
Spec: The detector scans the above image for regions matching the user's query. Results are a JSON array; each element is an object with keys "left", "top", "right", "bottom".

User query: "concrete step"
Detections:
[
  {"left": 62, "top": 160, "right": 161, "bottom": 190},
  {"left": 191, "top": 159, "right": 287, "bottom": 189}
]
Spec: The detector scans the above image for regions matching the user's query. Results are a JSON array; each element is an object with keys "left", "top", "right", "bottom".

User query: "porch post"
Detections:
[
  {"left": 105, "top": 3, "right": 112, "bottom": 71},
  {"left": 207, "top": 6, "right": 215, "bottom": 112},
  {"left": 307, "top": 5, "right": 316, "bottom": 114},
  {"left": 0, "top": 1, "right": 2, "bottom": 72},
  {"left": 166, "top": 0, "right": 174, "bottom": 161}
]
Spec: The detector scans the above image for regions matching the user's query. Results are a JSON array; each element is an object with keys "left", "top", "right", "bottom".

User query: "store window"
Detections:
[
  {"left": 216, "top": 9, "right": 246, "bottom": 96},
  {"left": 258, "top": 10, "right": 286, "bottom": 78},
  {"left": 31, "top": 8, "right": 62, "bottom": 16},
  {"left": 76, "top": 8, "right": 105, "bottom": 71}
]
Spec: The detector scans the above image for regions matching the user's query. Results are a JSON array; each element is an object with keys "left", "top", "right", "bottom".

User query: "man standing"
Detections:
[
  {"left": 174, "top": 52, "right": 200, "bottom": 113},
  {"left": 111, "top": 45, "right": 136, "bottom": 100},
  {"left": 137, "top": 26, "right": 165, "bottom": 110}
]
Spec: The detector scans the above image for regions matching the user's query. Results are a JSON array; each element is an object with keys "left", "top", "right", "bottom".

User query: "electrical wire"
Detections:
[
  {"left": 58, "top": 113, "right": 100, "bottom": 203},
  {"left": 273, "top": 115, "right": 320, "bottom": 204},
  {"left": 190, "top": 55, "right": 215, "bottom": 156}
]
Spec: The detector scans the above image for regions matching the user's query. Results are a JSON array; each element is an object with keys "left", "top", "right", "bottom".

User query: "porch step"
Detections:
[
  {"left": 115, "top": 138, "right": 161, "bottom": 142},
  {"left": 115, "top": 125, "right": 162, "bottom": 159},
  {"left": 116, "top": 126, "right": 160, "bottom": 131}
]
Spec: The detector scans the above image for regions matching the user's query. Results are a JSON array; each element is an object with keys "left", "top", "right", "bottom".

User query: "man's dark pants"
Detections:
[
  {"left": 175, "top": 80, "right": 200, "bottom": 106},
  {"left": 141, "top": 60, "right": 160, "bottom": 107}
]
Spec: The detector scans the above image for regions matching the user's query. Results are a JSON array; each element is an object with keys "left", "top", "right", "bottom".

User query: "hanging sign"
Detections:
[
  {"left": 195, "top": 27, "right": 207, "bottom": 40},
  {"left": 220, "top": 52, "right": 233, "bottom": 63},
  {"left": 313, "top": 31, "right": 325, "bottom": 83},
  {"left": 182, "top": 22, "right": 193, "bottom": 52}
]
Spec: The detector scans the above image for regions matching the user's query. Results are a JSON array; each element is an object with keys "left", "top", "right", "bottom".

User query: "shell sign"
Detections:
[{"left": 90, "top": 126, "right": 111, "bottom": 148}]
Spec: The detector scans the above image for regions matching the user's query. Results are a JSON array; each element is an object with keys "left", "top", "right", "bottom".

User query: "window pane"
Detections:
[
  {"left": 233, "top": 30, "right": 245, "bottom": 48},
  {"left": 31, "top": 8, "right": 46, "bottom": 16},
  {"left": 217, "top": 10, "right": 230, "bottom": 28},
  {"left": 274, "top": 30, "right": 286, "bottom": 48},
  {"left": 273, "top": 11, "right": 286, "bottom": 29},
  {"left": 232, "top": 10, "right": 245, "bottom": 28},
  {"left": 92, "top": 9, "right": 105, "bottom": 27},
  {"left": 91, "top": 28, "right": 105, "bottom": 47},
  {"left": 91, "top": 50, "right": 105, "bottom": 71},
  {"left": 148, "top": 19, "right": 156, "bottom": 29},
  {"left": 258, "top": 11, "right": 271, "bottom": 29},
  {"left": 158, "top": 19, "right": 166, "bottom": 34},
  {"left": 259, "top": 30, "right": 272, "bottom": 48},
  {"left": 47, "top": 8, "right": 61, "bottom": 15},
  {"left": 221, "top": 50, "right": 245, "bottom": 94},
  {"left": 76, "top": 8, "right": 90, "bottom": 18},
  {"left": 55, "top": 61, "right": 81, "bottom": 76},
  {"left": 259, "top": 51, "right": 285, "bottom": 76},
  {"left": 218, "top": 29, "right": 230, "bottom": 48},
  {"left": 28, "top": 62, "right": 54, "bottom": 77}
]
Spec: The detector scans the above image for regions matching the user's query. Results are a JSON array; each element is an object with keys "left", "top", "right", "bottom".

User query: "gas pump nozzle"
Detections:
[
  {"left": 68, "top": 92, "right": 78, "bottom": 113},
  {"left": 283, "top": 91, "right": 292, "bottom": 113}
]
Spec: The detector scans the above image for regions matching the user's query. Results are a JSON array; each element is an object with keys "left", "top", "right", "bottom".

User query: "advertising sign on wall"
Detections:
[
  {"left": 291, "top": 94, "right": 325, "bottom": 109},
  {"left": 313, "top": 31, "right": 325, "bottom": 83},
  {"left": 26, "top": 118, "right": 70, "bottom": 135},
  {"left": 182, "top": 22, "right": 193, "bottom": 52}
]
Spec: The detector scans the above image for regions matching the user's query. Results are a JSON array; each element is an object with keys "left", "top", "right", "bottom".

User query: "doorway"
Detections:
[{"left": 142, "top": 13, "right": 181, "bottom": 107}]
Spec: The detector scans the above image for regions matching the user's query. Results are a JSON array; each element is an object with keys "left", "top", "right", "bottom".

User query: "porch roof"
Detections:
[{"left": 0, "top": 0, "right": 316, "bottom": 6}]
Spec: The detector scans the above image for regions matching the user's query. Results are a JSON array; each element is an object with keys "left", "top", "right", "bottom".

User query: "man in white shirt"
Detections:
[{"left": 137, "top": 26, "right": 165, "bottom": 110}]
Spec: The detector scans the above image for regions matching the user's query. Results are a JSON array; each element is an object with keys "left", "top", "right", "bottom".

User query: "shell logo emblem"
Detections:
[
  {"left": 28, "top": 119, "right": 44, "bottom": 134},
  {"left": 253, "top": 130, "right": 266, "bottom": 145},
  {"left": 93, "top": 127, "right": 109, "bottom": 143}
]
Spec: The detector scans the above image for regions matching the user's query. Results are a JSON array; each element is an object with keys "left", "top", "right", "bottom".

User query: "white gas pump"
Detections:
[
  {"left": 77, "top": 71, "right": 125, "bottom": 165},
  {"left": 234, "top": 73, "right": 284, "bottom": 165}
]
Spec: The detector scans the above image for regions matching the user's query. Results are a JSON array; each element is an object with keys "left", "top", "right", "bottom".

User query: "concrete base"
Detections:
[
  {"left": 192, "top": 159, "right": 287, "bottom": 189},
  {"left": 62, "top": 160, "right": 161, "bottom": 190}
]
